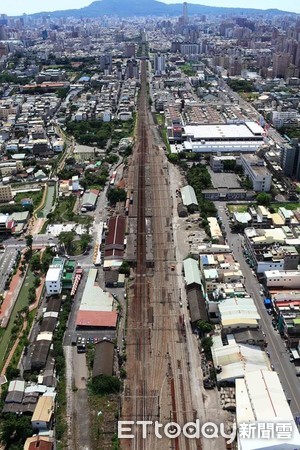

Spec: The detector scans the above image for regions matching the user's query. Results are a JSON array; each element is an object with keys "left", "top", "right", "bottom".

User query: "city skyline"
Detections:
[{"left": 1, "top": 0, "right": 300, "bottom": 16}]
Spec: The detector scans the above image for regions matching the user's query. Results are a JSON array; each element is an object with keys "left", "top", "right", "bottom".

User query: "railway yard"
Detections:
[{"left": 121, "top": 59, "right": 220, "bottom": 450}]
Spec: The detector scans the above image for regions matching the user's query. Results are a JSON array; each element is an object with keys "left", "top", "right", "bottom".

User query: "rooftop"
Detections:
[
  {"left": 184, "top": 122, "right": 264, "bottom": 140},
  {"left": 236, "top": 370, "right": 300, "bottom": 449},
  {"left": 76, "top": 310, "right": 118, "bottom": 328},
  {"left": 218, "top": 297, "right": 260, "bottom": 325},
  {"left": 180, "top": 185, "right": 198, "bottom": 207},
  {"left": 79, "top": 268, "right": 113, "bottom": 312},
  {"left": 31, "top": 395, "right": 54, "bottom": 423},
  {"left": 183, "top": 258, "right": 202, "bottom": 286},
  {"left": 212, "top": 335, "right": 269, "bottom": 383}
]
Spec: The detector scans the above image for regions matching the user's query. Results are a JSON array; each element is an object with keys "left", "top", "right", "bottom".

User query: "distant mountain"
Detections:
[{"left": 29, "top": 0, "right": 297, "bottom": 18}]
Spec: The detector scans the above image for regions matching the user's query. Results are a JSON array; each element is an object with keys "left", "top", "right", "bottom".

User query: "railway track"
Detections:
[{"left": 121, "top": 59, "right": 200, "bottom": 450}]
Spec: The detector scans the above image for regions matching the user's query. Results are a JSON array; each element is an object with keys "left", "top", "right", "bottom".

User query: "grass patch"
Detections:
[
  {"left": 89, "top": 393, "right": 119, "bottom": 450},
  {"left": 47, "top": 196, "right": 76, "bottom": 223},
  {"left": 154, "top": 113, "right": 165, "bottom": 126},
  {"left": 270, "top": 202, "right": 300, "bottom": 212},
  {"left": 0, "top": 270, "right": 35, "bottom": 372},
  {"left": 227, "top": 204, "right": 249, "bottom": 213},
  {"left": 8, "top": 309, "right": 36, "bottom": 370},
  {"left": 160, "top": 127, "right": 170, "bottom": 153},
  {"left": 14, "top": 188, "right": 44, "bottom": 209}
]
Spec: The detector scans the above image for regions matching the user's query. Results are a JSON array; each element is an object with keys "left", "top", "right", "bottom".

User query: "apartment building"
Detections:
[
  {"left": 241, "top": 154, "right": 272, "bottom": 192},
  {"left": 0, "top": 184, "right": 12, "bottom": 203}
]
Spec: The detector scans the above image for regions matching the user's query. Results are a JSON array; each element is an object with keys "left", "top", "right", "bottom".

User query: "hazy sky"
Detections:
[{"left": 1, "top": 0, "right": 300, "bottom": 16}]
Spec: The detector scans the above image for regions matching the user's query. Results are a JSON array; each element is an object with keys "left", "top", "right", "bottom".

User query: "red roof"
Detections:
[
  {"left": 28, "top": 439, "right": 53, "bottom": 450},
  {"left": 105, "top": 216, "right": 126, "bottom": 258},
  {"left": 76, "top": 310, "right": 118, "bottom": 328},
  {"left": 275, "top": 300, "right": 300, "bottom": 308}
]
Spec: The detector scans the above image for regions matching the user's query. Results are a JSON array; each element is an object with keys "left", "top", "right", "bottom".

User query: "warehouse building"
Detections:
[
  {"left": 75, "top": 268, "right": 118, "bottom": 330},
  {"left": 24, "top": 437, "right": 54, "bottom": 450},
  {"left": 81, "top": 188, "right": 99, "bottom": 210},
  {"left": 181, "top": 121, "right": 264, "bottom": 153},
  {"left": 187, "top": 286, "right": 208, "bottom": 325},
  {"left": 104, "top": 215, "right": 126, "bottom": 268},
  {"left": 236, "top": 370, "right": 300, "bottom": 449},
  {"left": 217, "top": 297, "right": 260, "bottom": 332},
  {"left": 183, "top": 257, "right": 202, "bottom": 288},
  {"left": 180, "top": 185, "right": 198, "bottom": 211},
  {"left": 92, "top": 340, "right": 115, "bottom": 377},
  {"left": 211, "top": 334, "right": 270, "bottom": 384}
]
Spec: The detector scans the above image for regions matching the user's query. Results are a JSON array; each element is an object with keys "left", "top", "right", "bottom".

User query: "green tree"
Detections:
[
  {"left": 201, "top": 336, "right": 213, "bottom": 359},
  {"left": 26, "top": 235, "right": 33, "bottom": 248},
  {"left": 58, "top": 231, "right": 75, "bottom": 254},
  {"left": 106, "top": 154, "right": 119, "bottom": 164},
  {"left": 89, "top": 375, "right": 121, "bottom": 395},
  {"left": 256, "top": 192, "right": 271, "bottom": 206},
  {"left": 119, "top": 261, "right": 130, "bottom": 276},
  {"left": 28, "top": 286, "right": 36, "bottom": 304},
  {"left": 107, "top": 188, "right": 127, "bottom": 205},
  {"left": 34, "top": 276, "right": 41, "bottom": 288},
  {"left": 57, "top": 87, "right": 69, "bottom": 99},
  {"left": 1, "top": 415, "right": 32, "bottom": 447},
  {"left": 167, "top": 153, "right": 179, "bottom": 163},
  {"left": 80, "top": 233, "right": 92, "bottom": 252},
  {"left": 30, "top": 253, "right": 41, "bottom": 272},
  {"left": 197, "top": 320, "right": 213, "bottom": 336},
  {"left": 41, "top": 247, "right": 55, "bottom": 273},
  {"left": 5, "top": 366, "right": 20, "bottom": 381}
]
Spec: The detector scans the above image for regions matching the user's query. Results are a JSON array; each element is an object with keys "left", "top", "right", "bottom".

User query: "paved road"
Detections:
[
  {"left": 0, "top": 247, "right": 19, "bottom": 292},
  {"left": 4, "top": 235, "right": 58, "bottom": 247},
  {"left": 216, "top": 202, "right": 300, "bottom": 419}
]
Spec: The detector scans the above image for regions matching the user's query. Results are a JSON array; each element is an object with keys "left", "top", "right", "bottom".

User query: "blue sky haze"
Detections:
[{"left": 1, "top": 0, "right": 299, "bottom": 16}]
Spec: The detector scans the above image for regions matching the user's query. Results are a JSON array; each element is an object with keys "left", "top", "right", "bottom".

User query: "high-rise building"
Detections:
[
  {"left": 272, "top": 53, "right": 291, "bottom": 78},
  {"left": 124, "top": 43, "right": 135, "bottom": 58},
  {"left": 280, "top": 139, "right": 300, "bottom": 180},
  {"left": 154, "top": 53, "right": 166, "bottom": 74},
  {"left": 126, "top": 59, "right": 139, "bottom": 79},
  {"left": 180, "top": 43, "right": 199, "bottom": 56},
  {"left": 0, "top": 25, "right": 7, "bottom": 40},
  {"left": 182, "top": 2, "right": 188, "bottom": 26}
]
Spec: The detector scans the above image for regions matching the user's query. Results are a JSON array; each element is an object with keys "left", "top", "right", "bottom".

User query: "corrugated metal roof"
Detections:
[
  {"left": 82, "top": 190, "right": 98, "bottom": 207},
  {"left": 79, "top": 268, "right": 113, "bottom": 311},
  {"left": 76, "top": 310, "right": 118, "bottom": 328},
  {"left": 32, "top": 396, "right": 54, "bottom": 423},
  {"left": 8, "top": 380, "right": 25, "bottom": 392},
  {"left": 180, "top": 185, "right": 198, "bottom": 207},
  {"left": 183, "top": 258, "right": 202, "bottom": 286},
  {"left": 212, "top": 337, "right": 269, "bottom": 383},
  {"left": 236, "top": 370, "right": 300, "bottom": 449},
  {"left": 218, "top": 297, "right": 260, "bottom": 323}
]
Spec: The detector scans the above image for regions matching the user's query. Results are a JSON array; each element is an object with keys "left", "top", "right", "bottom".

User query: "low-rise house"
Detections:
[
  {"left": 81, "top": 189, "right": 99, "bottom": 210},
  {"left": 31, "top": 395, "right": 54, "bottom": 432}
]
